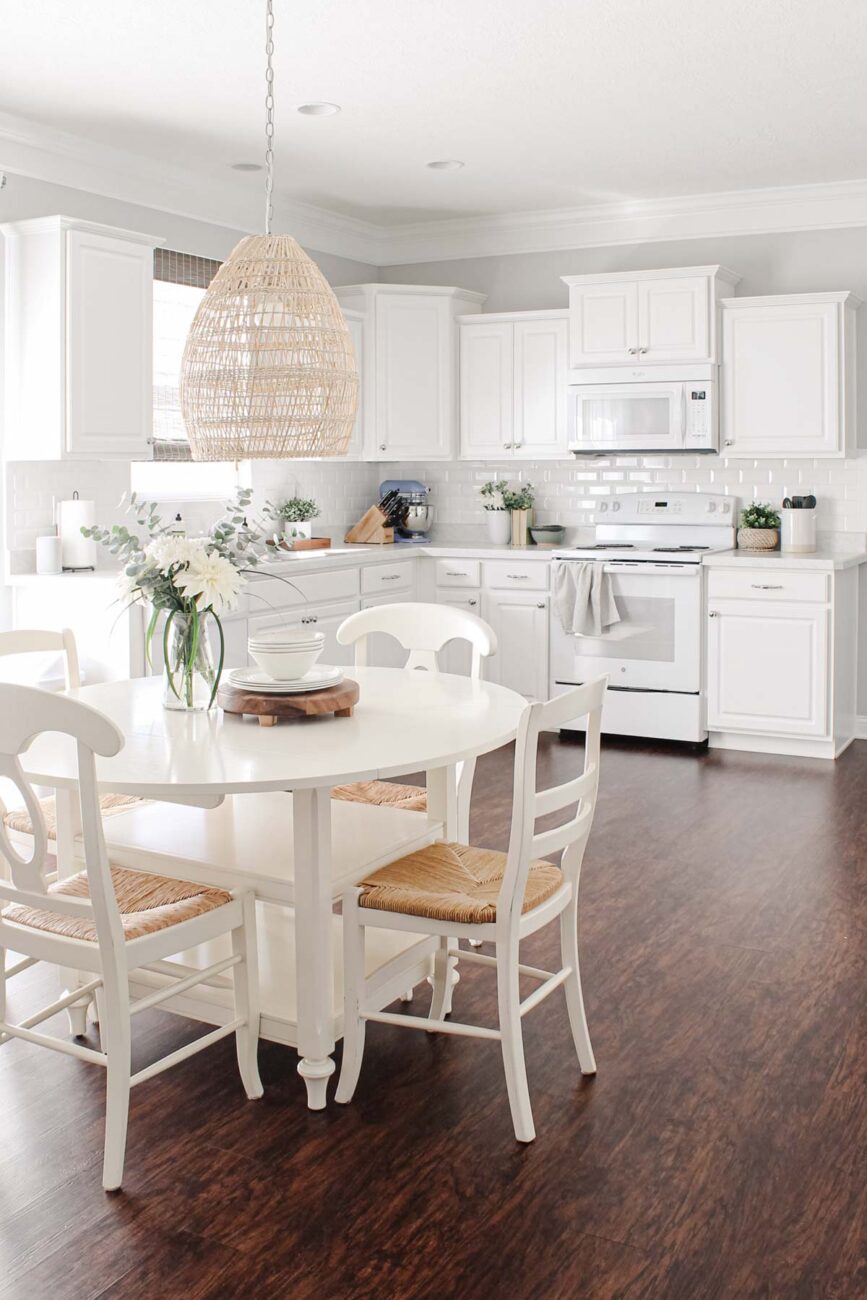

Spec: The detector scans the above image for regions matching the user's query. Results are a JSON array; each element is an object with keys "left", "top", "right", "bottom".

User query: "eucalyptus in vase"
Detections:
[{"left": 83, "top": 489, "right": 267, "bottom": 711}]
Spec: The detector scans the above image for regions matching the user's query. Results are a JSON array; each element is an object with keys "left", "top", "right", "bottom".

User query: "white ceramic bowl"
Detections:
[
  {"left": 249, "top": 642, "right": 324, "bottom": 681},
  {"left": 250, "top": 626, "right": 324, "bottom": 647}
]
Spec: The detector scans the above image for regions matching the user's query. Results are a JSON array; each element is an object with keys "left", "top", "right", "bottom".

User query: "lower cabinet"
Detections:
[
  {"left": 707, "top": 600, "right": 829, "bottom": 737},
  {"left": 482, "top": 588, "right": 550, "bottom": 701}
]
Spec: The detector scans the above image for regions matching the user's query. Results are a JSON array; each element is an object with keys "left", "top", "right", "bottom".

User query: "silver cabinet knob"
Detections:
[
  {"left": 638, "top": 346, "right": 648, "bottom": 354},
  {"left": 627, "top": 347, "right": 639, "bottom": 355},
  {"left": 379, "top": 444, "right": 387, "bottom": 451},
  {"left": 468, "top": 598, "right": 477, "bottom": 607},
  {"left": 504, "top": 442, "right": 512, "bottom": 449},
  {"left": 708, "top": 610, "right": 719, "bottom": 618},
  {"left": 724, "top": 440, "right": 734, "bottom": 447},
  {"left": 537, "top": 601, "right": 545, "bottom": 609}
]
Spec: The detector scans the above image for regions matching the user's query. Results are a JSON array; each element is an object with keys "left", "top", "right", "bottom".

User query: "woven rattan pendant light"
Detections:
[{"left": 180, "top": 0, "right": 358, "bottom": 460}]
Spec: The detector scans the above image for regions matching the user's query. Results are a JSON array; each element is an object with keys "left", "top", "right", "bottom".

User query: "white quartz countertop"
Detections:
[
  {"left": 8, "top": 540, "right": 553, "bottom": 585},
  {"left": 703, "top": 543, "right": 867, "bottom": 571}
]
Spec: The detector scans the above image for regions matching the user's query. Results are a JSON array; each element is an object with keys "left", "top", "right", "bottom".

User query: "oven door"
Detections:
[
  {"left": 551, "top": 561, "right": 701, "bottom": 693},
  {"left": 568, "top": 382, "right": 685, "bottom": 453}
]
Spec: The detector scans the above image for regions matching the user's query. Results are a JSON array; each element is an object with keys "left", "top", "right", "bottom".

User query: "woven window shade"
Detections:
[{"left": 180, "top": 234, "right": 359, "bottom": 461}]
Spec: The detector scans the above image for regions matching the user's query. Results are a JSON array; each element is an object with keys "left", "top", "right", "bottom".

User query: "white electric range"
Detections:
[{"left": 551, "top": 492, "right": 736, "bottom": 742}]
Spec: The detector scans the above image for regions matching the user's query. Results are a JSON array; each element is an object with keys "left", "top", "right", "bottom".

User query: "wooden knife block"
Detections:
[{"left": 345, "top": 506, "right": 394, "bottom": 545}]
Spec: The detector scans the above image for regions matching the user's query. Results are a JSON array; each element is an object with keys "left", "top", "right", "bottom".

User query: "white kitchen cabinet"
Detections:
[
  {"left": 705, "top": 561, "right": 859, "bottom": 760},
  {"left": 459, "top": 311, "right": 569, "bottom": 460},
  {"left": 2, "top": 216, "right": 161, "bottom": 460},
  {"left": 707, "top": 601, "right": 829, "bottom": 738},
  {"left": 335, "top": 284, "right": 486, "bottom": 461},
  {"left": 482, "top": 589, "right": 549, "bottom": 701},
  {"left": 563, "top": 266, "right": 739, "bottom": 370},
  {"left": 720, "top": 292, "right": 859, "bottom": 458},
  {"left": 340, "top": 309, "right": 365, "bottom": 460}
]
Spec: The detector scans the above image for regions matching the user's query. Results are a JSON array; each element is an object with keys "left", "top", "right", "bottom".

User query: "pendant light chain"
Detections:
[{"left": 264, "top": 0, "right": 276, "bottom": 235}]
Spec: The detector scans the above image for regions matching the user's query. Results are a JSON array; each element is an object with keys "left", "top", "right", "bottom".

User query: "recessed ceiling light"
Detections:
[
  {"left": 230, "top": 162, "right": 263, "bottom": 172},
  {"left": 297, "top": 102, "right": 341, "bottom": 116},
  {"left": 426, "top": 159, "right": 465, "bottom": 171}
]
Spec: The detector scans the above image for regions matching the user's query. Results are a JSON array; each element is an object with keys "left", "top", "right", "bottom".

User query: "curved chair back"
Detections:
[
  {"left": 0, "top": 628, "right": 81, "bottom": 690},
  {"left": 498, "top": 677, "right": 608, "bottom": 933},
  {"left": 337, "top": 602, "right": 497, "bottom": 678},
  {"left": 0, "top": 684, "right": 124, "bottom": 954}
]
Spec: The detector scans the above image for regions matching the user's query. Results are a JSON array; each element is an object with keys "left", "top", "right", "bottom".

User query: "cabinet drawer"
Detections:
[
  {"left": 434, "top": 558, "right": 481, "bottom": 588},
  {"left": 435, "top": 588, "right": 481, "bottom": 611},
  {"left": 707, "top": 569, "right": 829, "bottom": 604},
  {"left": 361, "top": 560, "right": 415, "bottom": 595},
  {"left": 247, "top": 566, "right": 359, "bottom": 612},
  {"left": 482, "top": 560, "right": 549, "bottom": 591}
]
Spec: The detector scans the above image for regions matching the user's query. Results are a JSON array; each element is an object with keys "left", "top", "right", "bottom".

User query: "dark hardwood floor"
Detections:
[{"left": 2, "top": 734, "right": 866, "bottom": 1299}]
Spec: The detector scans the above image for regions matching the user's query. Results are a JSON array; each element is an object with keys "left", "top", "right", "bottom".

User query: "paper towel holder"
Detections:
[{"left": 59, "top": 490, "right": 97, "bottom": 572}]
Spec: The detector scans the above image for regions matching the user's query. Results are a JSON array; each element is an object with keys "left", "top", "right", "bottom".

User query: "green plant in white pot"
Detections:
[
  {"left": 502, "top": 482, "right": 535, "bottom": 547},
  {"left": 738, "top": 502, "right": 781, "bottom": 551},
  {"left": 480, "top": 480, "right": 511, "bottom": 545},
  {"left": 268, "top": 497, "right": 320, "bottom": 546}
]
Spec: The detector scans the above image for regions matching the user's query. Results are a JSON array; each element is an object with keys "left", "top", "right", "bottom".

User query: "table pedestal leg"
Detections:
[{"left": 292, "top": 786, "right": 336, "bottom": 1109}]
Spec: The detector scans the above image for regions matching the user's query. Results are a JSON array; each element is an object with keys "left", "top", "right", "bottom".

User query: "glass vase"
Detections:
[{"left": 162, "top": 610, "right": 224, "bottom": 712}]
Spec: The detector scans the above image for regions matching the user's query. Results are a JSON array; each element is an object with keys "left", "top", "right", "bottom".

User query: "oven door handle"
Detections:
[{"left": 602, "top": 562, "right": 700, "bottom": 576}]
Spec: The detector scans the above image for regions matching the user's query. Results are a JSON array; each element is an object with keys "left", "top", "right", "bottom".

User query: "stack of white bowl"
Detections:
[{"left": 248, "top": 625, "right": 325, "bottom": 682}]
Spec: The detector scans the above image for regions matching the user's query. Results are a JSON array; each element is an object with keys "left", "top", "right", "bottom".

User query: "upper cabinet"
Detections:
[
  {"left": 459, "top": 310, "right": 569, "bottom": 460},
  {"left": 340, "top": 309, "right": 365, "bottom": 460},
  {"left": 720, "top": 292, "right": 859, "bottom": 459},
  {"left": 335, "top": 284, "right": 486, "bottom": 461},
  {"left": 563, "top": 266, "right": 740, "bottom": 370},
  {"left": 2, "top": 216, "right": 162, "bottom": 461}
]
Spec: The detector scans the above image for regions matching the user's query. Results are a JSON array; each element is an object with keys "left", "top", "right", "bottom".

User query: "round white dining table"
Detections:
[{"left": 19, "top": 667, "right": 526, "bottom": 1106}]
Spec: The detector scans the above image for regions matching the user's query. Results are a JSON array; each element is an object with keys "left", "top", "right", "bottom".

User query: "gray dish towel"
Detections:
[{"left": 553, "top": 560, "right": 621, "bottom": 637}]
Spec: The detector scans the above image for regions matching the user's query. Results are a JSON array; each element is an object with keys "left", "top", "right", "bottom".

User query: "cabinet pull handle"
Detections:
[
  {"left": 382, "top": 574, "right": 401, "bottom": 581},
  {"left": 627, "top": 347, "right": 638, "bottom": 355},
  {"left": 468, "top": 598, "right": 477, "bottom": 607},
  {"left": 638, "top": 346, "right": 648, "bottom": 354},
  {"left": 445, "top": 571, "right": 466, "bottom": 577},
  {"left": 504, "top": 442, "right": 512, "bottom": 449},
  {"left": 506, "top": 573, "right": 529, "bottom": 579},
  {"left": 537, "top": 601, "right": 546, "bottom": 609},
  {"left": 750, "top": 583, "right": 784, "bottom": 590},
  {"left": 708, "top": 611, "right": 719, "bottom": 617},
  {"left": 379, "top": 444, "right": 387, "bottom": 451},
  {"left": 724, "top": 440, "right": 734, "bottom": 447}
]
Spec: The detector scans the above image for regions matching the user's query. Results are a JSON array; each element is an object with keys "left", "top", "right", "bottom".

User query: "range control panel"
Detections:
[{"left": 597, "top": 492, "right": 734, "bottom": 524}]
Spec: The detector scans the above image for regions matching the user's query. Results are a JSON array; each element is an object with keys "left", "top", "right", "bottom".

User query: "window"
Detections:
[{"left": 134, "top": 249, "right": 241, "bottom": 500}]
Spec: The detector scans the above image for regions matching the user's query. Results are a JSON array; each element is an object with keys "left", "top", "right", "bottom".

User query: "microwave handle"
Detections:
[{"left": 680, "top": 387, "right": 687, "bottom": 438}]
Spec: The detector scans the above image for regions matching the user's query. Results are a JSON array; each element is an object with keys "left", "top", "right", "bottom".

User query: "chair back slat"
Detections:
[
  {"left": 0, "top": 685, "right": 123, "bottom": 948},
  {"left": 337, "top": 603, "right": 497, "bottom": 679},
  {"left": 497, "top": 677, "right": 607, "bottom": 930}
]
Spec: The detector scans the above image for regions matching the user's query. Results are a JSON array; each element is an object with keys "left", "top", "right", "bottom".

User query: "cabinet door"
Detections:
[
  {"left": 513, "top": 317, "right": 569, "bottom": 458},
  {"left": 436, "top": 592, "right": 483, "bottom": 676},
  {"left": 460, "top": 321, "right": 514, "bottom": 459},
  {"left": 375, "top": 293, "right": 453, "bottom": 459},
  {"left": 707, "top": 601, "right": 829, "bottom": 737},
  {"left": 482, "top": 590, "right": 549, "bottom": 701},
  {"left": 721, "top": 301, "right": 841, "bottom": 457},
  {"left": 360, "top": 592, "right": 416, "bottom": 667},
  {"left": 66, "top": 229, "right": 153, "bottom": 458},
  {"left": 569, "top": 283, "right": 638, "bottom": 366},
  {"left": 638, "top": 276, "right": 709, "bottom": 362},
  {"left": 341, "top": 311, "right": 365, "bottom": 459}
]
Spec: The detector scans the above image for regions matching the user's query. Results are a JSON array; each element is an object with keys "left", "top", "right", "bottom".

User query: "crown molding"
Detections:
[
  {"left": 4, "top": 112, "right": 867, "bottom": 268},
  {"left": 374, "top": 178, "right": 867, "bottom": 265},
  {"left": 0, "top": 111, "right": 383, "bottom": 265}
]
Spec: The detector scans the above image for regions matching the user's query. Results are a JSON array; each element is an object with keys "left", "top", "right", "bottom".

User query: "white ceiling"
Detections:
[{"left": 3, "top": 0, "right": 867, "bottom": 258}]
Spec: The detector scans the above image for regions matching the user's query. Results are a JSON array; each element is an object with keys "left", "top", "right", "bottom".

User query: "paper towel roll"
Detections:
[{"left": 58, "top": 495, "right": 97, "bottom": 569}]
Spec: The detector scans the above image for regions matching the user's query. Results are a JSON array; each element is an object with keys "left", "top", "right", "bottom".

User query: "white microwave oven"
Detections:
[{"left": 568, "top": 365, "right": 718, "bottom": 454}]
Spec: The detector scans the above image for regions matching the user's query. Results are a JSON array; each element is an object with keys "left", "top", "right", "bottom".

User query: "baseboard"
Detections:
[{"left": 854, "top": 716, "right": 867, "bottom": 740}]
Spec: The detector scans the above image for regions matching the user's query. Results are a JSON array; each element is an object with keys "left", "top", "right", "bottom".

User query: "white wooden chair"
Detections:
[
  {"left": 332, "top": 602, "right": 498, "bottom": 840},
  {"left": 336, "top": 676, "right": 607, "bottom": 1143},
  {"left": 0, "top": 683, "right": 263, "bottom": 1190},
  {"left": 0, "top": 629, "right": 145, "bottom": 852}
]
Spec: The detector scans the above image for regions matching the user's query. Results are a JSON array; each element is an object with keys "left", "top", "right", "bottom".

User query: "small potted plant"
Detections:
[
  {"left": 268, "top": 497, "right": 320, "bottom": 546},
  {"left": 480, "top": 480, "right": 511, "bottom": 545},
  {"left": 502, "top": 482, "right": 535, "bottom": 547},
  {"left": 738, "top": 501, "right": 781, "bottom": 551}
]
